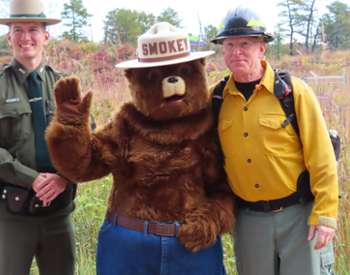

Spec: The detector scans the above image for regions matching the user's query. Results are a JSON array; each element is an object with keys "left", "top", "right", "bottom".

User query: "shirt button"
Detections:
[
  {"left": 243, "top": 106, "right": 248, "bottom": 111},
  {"left": 243, "top": 132, "right": 249, "bottom": 138},
  {"left": 247, "top": 158, "right": 252, "bottom": 163},
  {"left": 254, "top": 183, "right": 260, "bottom": 189}
]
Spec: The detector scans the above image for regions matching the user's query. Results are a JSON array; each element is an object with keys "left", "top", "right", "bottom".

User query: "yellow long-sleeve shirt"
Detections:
[{"left": 217, "top": 61, "right": 338, "bottom": 228}]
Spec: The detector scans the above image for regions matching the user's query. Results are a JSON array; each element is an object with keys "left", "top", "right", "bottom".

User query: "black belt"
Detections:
[{"left": 236, "top": 192, "right": 313, "bottom": 212}]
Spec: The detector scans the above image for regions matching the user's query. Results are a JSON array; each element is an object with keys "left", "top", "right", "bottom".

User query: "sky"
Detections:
[
  {"left": 0, "top": 0, "right": 343, "bottom": 42},
  {"left": 49, "top": 0, "right": 281, "bottom": 41}
]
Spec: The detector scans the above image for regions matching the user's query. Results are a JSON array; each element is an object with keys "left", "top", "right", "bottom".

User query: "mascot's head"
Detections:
[{"left": 116, "top": 22, "right": 214, "bottom": 121}]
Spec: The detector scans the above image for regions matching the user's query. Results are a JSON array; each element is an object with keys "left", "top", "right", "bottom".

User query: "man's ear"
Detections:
[
  {"left": 259, "top": 42, "right": 267, "bottom": 58},
  {"left": 43, "top": 30, "right": 49, "bottom": 46},
  {"left": 6, "top": 32, "right": 12, "bottom": 48}
]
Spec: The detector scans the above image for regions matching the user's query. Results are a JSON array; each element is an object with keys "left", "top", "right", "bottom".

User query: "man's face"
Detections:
[
  {"left": 7, "top": 22, "right": 49, "bottom": 63},
  {"left": 222, "top": 36, "right": 266, "bottom": 79}
]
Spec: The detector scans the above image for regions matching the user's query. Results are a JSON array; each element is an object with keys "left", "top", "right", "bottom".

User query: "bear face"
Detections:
[{"left": 125, "top": 58, "right": 209, "bottom": 121}]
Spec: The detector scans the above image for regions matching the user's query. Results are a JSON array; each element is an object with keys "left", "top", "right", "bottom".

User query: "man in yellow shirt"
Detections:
[{"left": 211, "top": 7, "right": 338, "bottom": 275}]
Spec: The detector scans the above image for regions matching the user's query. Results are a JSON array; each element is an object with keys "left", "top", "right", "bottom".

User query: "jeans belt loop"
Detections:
[
  {"left": 112, "top": 214, "right": 118, "bottom": 226},
  {"left": 143, "top": 221, "right": 149, "bottom": 235},
  {"left": 174, "top": 221, "right": 180, "bottom": 237}
]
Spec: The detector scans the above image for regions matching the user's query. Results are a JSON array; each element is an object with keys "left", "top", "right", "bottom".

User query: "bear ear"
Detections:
[
  {"left": 196, "top": 58, "right": 206, "bottom": 66},
  {"left": 201, "top": 58, "right": 206, "bottom": 66},
  {"left": 125, "top": 69, "right": 135, "bottom": 81}
]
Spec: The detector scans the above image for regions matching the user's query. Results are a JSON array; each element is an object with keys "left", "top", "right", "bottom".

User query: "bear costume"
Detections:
[{"left": 46, "top": 22, "right": 234, "bottom": 275}]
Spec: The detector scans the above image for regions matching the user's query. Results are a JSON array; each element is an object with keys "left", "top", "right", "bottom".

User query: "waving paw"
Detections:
[{"left": 54, "top": 76, "right": 92, "bottom": 126}]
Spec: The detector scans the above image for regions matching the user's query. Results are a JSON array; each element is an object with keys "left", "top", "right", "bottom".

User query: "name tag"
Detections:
[
  {"left": 29, "top": 97, "right": 42, "bottom": 103},
  {"left": 5, "top": 97, "right": 20, "bottom": 103}
]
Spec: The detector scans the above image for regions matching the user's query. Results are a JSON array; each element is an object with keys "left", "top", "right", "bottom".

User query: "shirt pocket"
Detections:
[
  {"left": 259, "top": 114, "right": 299, "bottom": 155},
  {"left": 218, "top": 119, "right": 235, "bottom": 158},
  {"left": 0, "top": 102, "right": 31, "bottom": 148}
]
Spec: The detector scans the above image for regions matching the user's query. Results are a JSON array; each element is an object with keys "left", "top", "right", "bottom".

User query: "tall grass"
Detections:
[{"left": 31, "top": 45, "right": 349, "bottom": 274}]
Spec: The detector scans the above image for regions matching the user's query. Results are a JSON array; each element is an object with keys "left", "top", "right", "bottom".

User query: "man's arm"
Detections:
[{"left": 0, "top": 147, "right": 38, "bottom": 188}]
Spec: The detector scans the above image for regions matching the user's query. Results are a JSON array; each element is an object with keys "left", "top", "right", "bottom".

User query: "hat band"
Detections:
[
  {"left": 138, "top": 52, "right": 190, "bottom": 63},
  {"left": 10, "top": 12, "right": 47, "bottom": 18}
]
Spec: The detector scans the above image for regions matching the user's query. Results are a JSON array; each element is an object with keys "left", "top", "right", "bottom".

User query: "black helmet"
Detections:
[{"left": 211, "top": 8, "right": 274, "bottom": 44}]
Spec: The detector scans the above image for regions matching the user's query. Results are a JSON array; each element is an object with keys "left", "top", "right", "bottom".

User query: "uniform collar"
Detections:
[
  {"left": 10, "top": 59, "right": 46, "bottom": 84},
  {"left": 224, "top": 60, "right": 275, "bottom": 97}
]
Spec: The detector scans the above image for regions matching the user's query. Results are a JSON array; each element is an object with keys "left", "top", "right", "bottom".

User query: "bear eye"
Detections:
[
  {"left": 178, "top": 64, "right": 193, "bottom": 76},
  {"left": 146, "top": 69, "right": 161, "bottom": 82}
]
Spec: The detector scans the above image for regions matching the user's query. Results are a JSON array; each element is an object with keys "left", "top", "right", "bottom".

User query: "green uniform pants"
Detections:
[
  {"left": 0, "top": 202, "right": 75, "bottom": 275},
  {"left": 234, "top": 202, "right": 322, "bottom": 275}
]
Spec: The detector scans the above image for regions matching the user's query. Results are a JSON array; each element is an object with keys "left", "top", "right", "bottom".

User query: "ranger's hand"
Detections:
[
  {"left": 54, "top": 76, "right": 92, "bottom": 126},
  {"left": 33, "top": 173, "right": 68, "bottom": 207},
  {"left": 308, "top": 224, "right": 336, "bottom": 250}
]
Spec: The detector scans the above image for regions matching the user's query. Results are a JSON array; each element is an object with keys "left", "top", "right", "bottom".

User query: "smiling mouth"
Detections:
[{"left": 20, "top": 44, "right": 34, "bottom": 49}]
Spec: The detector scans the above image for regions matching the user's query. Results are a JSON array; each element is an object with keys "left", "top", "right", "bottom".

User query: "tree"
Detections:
[
  {"left": 61, "top": 0, "right": 92, "bottom": 42},
  {"left": 270, "top": 23, "right": 285, "bottom": 60},
  {"left": 103, "top": 9, "right": 155, "bottom": 45},
  {"left": 294, "top": 0, "right": 318, "bottom": 50},
  {"left": 278, "top": 0, "right": 299, "bottom": 55},
  {"left": 278, "top": 0, "right": 322, "bottom": 53},
  {"left": 322, "top": 1, "right": 350, "bottom": 49},
  {"left": 156, "top": 8, "right": 182, "bottom": 27},
  {"left": 137, "top": 11, "right": 156, "bottom": 33}
]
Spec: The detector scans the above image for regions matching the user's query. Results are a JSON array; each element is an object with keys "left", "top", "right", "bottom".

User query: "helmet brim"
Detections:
[{"left": 211, "top": 33, "right": 274, "bottom": 44}]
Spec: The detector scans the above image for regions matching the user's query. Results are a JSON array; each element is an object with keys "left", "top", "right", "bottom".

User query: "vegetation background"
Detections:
[{"left": 0, "top": 0, "right": 349, "bottom": 274}]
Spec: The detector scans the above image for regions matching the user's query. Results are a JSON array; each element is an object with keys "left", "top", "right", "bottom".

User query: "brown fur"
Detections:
[{"left": 46, "top": 59, "right": 235, "bottom": 252}]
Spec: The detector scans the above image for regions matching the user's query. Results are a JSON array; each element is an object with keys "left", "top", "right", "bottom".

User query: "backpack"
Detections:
[
  {"left": 212, "top": 70, "right": 341, "bottom": 201},
  {"left": 212, "top": 70, "right": 341, "bottom": 161}
]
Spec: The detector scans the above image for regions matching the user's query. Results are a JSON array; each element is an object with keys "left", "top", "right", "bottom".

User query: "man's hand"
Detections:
[
  {"left": 307, "top": 224, "right": 336, "bottom": 250},
  {"left": 32, "top": 173, "right": 69, "bottom": 207},
  {"left": 54, "top": 76, "right": 92, "bottom": 126}
]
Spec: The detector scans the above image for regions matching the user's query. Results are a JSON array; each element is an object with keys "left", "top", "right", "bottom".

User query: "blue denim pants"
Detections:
[{"left": 96, "top": 219, "right": 226, "bottom": 275}]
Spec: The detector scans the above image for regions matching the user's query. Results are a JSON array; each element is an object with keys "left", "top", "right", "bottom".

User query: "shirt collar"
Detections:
[
  {"left": 224, "top": 60, "right": 275, "bottom": 97},
  {"left": 10, "top": 59, "right": 45, "bottom": 84},
  {"left": 259, "top": 60, "right": 275, "bottom": 94}
]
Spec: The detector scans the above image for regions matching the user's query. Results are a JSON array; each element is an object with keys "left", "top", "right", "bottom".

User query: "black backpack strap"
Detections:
[
  {"left": 211, "top": 76, "right": 230, "bottom": 163},
  {"left": 274, "top": 70, "right": 300, "bottom": 137},
  {"left": 212, "top": 76, "right": 229, "bottom": 125}
]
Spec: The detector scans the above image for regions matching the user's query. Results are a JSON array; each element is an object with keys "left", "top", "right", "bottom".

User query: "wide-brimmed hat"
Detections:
[
  {"left": 116, "top": 22, "right": 214, "bottom": 69},
  {"left": 0, "top": 0, "right": 61, "bottom": 26}
]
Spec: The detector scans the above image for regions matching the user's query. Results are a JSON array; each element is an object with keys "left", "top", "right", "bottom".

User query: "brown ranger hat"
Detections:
[{"left": 0, "top": 0, "right": 61, "bottom": 26}]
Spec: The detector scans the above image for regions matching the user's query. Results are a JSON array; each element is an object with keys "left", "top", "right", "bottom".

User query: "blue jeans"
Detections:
[{"left": 96, "top": 219, "right": 226, "bottom": 275}]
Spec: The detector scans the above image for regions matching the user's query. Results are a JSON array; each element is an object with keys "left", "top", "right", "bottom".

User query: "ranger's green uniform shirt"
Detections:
[{"left": 0, "top": 59, "right": 60, "bottom": 189}]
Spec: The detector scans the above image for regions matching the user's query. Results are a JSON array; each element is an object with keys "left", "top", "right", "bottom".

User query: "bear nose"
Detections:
[{"left": 168, "top": 77, "right": 178, "bottom": 83}]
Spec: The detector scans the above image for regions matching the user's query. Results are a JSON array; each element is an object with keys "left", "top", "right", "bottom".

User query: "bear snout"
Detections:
[{"left": 162, "top": 76, "right": 186, "bottom": 98}]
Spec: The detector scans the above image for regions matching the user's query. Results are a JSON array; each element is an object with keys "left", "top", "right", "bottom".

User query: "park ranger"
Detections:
[{"left": 0, "top": 0, "right": 76, "bottom": 274}]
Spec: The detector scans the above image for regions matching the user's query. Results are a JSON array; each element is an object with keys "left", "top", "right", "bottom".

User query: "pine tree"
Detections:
[{"left": 61, "top": 0, "right": 92, "bottom": 42}]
